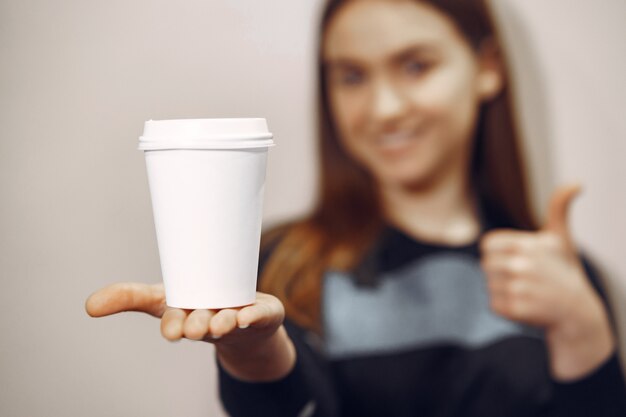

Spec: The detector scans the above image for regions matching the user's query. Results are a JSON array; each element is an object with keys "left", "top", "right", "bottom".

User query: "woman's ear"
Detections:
[{"left": 476, "top": 38, "right": 505, "bottom": 101}]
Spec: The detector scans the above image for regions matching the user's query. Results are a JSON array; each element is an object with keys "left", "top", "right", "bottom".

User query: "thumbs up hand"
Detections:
[{"left": 480, "top": 185, "right": 615, "bottom": 381}]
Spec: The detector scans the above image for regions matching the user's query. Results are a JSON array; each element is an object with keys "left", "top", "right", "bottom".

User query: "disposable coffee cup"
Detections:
[{"left": 138, "top": 118, "right": 274, "bottom": 309}]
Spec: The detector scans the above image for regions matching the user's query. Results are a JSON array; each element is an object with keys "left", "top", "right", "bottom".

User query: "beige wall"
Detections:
[
  {"left": 489, "top": 0, "right": 626, "bottom": 351},
  {"left": 1, "top": 1, "right": 624, "bottom": 416}
]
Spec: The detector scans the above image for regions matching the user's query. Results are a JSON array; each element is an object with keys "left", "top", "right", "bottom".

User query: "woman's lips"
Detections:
[{"left": 375, "top": 128, "right": 423, "bottom": 153}]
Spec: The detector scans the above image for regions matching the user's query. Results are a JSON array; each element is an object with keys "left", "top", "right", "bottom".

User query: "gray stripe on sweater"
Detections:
[{"left": 322, "top": 253, "right": 540, "bottom": 359}]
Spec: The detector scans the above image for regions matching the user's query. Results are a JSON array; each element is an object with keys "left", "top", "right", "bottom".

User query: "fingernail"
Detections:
[
  {"left": 238, "top": 324, "right": 249, "bottom": 329},
  {"left": 210, "top": 334, "right": 222, "bottom": 340}
]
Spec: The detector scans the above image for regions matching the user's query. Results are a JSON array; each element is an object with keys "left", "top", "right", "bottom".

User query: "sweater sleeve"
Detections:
[
  {"left": 544, "top": 256, "right": 626, "bottom": 417},
  {"left": 217, "top": 320, "right": 340, "bottom": 417},
  {"left": 217, "top": 225, "right": 341, "bottom": 416},
  {"left": 549, "top": 352, "right": 626, "bottom": 417}
]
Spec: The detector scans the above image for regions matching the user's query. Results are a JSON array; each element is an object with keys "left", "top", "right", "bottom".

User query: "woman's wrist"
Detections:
[
  {"left": 546, "top": 294, "right": 616, "bottom": 381},
  {"left": 216, "top": 325, "right": 296, "bottom": 382}
]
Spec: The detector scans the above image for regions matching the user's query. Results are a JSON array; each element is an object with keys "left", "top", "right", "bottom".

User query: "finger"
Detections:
[
  {"left": 482, "top": 255, "right": 533, "bottom": 277},
  {"left": 85, "top": 283, "right": 166, "bottom": 318},
  {"left": 489, "top": 291, "right": 509, "bottom": 316},
  {"left": 543, "top": 183, "right": 582, "bottom": 249},
  {"left": 236, "top": 299, "right": 282, "bottom": 329},
  {"left": 484, "top": 270, "right": 510, "bottom": 296},
  {"left": 161, "top": 308, "right": 191, "bottom": 341},
  {"left": 480, "top": 230, "right": 536, "bottom": 255},
  {"left": 183, "top": 309, "right": 215, "bottom": 341},
  {"left": 209, "top": 309, "right": 239, "bottom": 338},
  {"left": 490, "top": 291, "right": 529, "bottom": 322},
  {"left": 488, "top": 279, "right": 540, "bottom": 324}
]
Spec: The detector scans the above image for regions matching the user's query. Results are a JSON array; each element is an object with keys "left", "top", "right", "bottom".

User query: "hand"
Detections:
[
  {"left": 85, "top": 283, "right": 296, "bottom": 381},
  {"left": 480, "top": 184, "right": 615, "bottom": 380}
]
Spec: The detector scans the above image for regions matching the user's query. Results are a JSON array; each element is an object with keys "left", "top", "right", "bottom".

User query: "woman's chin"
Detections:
[{"left": 375, "top": 168, "right": 435, "bottom": 191}]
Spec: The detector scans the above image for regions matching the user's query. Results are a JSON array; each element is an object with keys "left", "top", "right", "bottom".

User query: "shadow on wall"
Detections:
[
  {"left": 490, "top": 0, "right": 626, "bottom": 368},
  {"left": 489, "top": 0, "right": 555, "bottom": 218}
]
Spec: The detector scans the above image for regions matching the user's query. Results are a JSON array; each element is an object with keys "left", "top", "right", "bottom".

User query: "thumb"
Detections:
[
  {"left": 543, "top": 183, "right": 582, "bottom": 247},
  {"left": 85, "top": 282, "right": 166, "bottom": 318}
]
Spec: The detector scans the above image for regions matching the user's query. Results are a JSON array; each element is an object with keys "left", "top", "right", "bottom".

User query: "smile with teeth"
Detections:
[{"left": 376, "top": 129, "right": 421, "bottom": 151}]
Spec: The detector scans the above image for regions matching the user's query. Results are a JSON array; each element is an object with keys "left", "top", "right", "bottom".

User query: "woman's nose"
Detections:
[{"left": 370, "top": 78, "right": 409, "bottom": 123}]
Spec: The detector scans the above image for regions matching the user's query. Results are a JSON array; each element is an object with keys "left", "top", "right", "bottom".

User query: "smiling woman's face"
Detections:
[{"left": 323, "top": 0, "right": 501, "bottom": 190}]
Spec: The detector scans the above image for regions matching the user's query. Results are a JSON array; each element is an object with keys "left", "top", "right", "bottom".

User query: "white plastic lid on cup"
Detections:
[{"left": 138, "top": 118, "right": 275, "bottom": 150}]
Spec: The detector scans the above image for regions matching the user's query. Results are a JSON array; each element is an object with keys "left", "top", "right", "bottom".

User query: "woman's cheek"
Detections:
[{"left": 331, "top": 90, "right": 368, "bottom": 136}]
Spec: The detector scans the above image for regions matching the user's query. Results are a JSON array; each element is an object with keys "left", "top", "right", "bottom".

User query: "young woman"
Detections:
[{"left": 86, "top": 0, "right": 626, "bottom": 415}]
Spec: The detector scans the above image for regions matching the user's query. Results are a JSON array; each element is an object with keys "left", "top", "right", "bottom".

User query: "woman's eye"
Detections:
[
  {"left": 340, "top": 70, "right": 365, "bottom": 86},
  {"left": 404, "top": 59, "right": 430, "bottom": 75},
  {"left": 327, "top": 66, "right": 365, "bottom": 87}
]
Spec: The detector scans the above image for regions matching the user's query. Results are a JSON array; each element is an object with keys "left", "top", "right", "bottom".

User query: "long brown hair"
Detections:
[{"left": 260, "top": 0, "right": 537, "bottom": 333}]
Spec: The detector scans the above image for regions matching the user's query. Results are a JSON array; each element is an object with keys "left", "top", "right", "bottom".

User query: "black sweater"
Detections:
[{"left": 218, "top": 225, "right": 626, "bottom": 417}]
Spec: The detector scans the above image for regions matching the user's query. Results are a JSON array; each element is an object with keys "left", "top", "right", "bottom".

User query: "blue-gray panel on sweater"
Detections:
[{"left": 322, "top": 252, "right": 541, "bottom": 359}]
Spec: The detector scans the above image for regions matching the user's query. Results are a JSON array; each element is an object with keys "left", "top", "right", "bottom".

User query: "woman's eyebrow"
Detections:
[
  {"left": 323, "top": 44, "right": 440, "bottom": 69},
  {"left": 322, "top": 57, "right": 364, "bottom": 70},
  {"left": 391, "top": 45, "right": 440, "bottom": 63}
]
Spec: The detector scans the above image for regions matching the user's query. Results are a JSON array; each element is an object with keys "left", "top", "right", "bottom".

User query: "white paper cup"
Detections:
[{"left": 139, "top": 118, "right": 274, "bottom": 309}]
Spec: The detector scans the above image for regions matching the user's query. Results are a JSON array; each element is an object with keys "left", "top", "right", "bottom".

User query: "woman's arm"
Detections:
[
  {"left": 86, "top": 281, "right": 339, "bottom": 416},
  {"left": 216, "top": 323, "right": 296, "bottom": 382}
]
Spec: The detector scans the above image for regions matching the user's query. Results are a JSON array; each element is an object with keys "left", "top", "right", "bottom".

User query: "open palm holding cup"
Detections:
[
  {"left": 85, "top": 284, "right": 294, "bottom": 381},
  {"left": 86, "top": 283, "right": 284, "bottom": 343}
]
